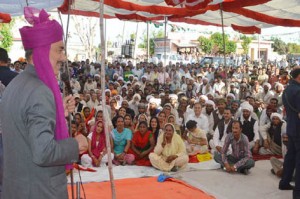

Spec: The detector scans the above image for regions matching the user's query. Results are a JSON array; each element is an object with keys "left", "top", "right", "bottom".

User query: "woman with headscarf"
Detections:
[
  {"left": 82, "top": 106, "right": 95, "bottom": 134},
  {"left": 112, "top": 116, "right": 135, "bottom": 165},
  {"left": 86, "top": 110, "right": 103, "bottom": 136},
  {"left": 115, "top": 95, "right": 123, "bottom": 109},
  {"left": 259, "top": 113, "right": 287, "bottom": 156},
  {"left": 149, "top": 123, "right": 188, "bottom": 172},
  {"left": 128, "top": 121, "right": 155, "bottom": 166},
  {"left": 129, "top": 93, "right": 141, "bottom": 115},
  {"left": 167, "top": 115, "right": 181, "bottom": 136},
  {"left": 81, "top": 121, "right": 114, "bottom": 167}
]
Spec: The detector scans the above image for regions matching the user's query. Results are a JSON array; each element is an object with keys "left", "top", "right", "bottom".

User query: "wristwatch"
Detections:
[{"left": 233, "top": 165, "right": 237, "bottom": 172}]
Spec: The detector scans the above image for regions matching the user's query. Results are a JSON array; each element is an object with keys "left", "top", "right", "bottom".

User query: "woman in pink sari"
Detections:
[{"left": 81, "top": 121, "right": 114, "bottom": 167}]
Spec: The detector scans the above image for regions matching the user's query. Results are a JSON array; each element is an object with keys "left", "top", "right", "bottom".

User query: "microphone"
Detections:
[{"left": 61, "top": 72, "right": 73, "bottom": 96}]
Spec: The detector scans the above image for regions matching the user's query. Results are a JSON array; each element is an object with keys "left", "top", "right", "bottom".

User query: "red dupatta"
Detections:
[{"left": 91, "top": 121, "right": 106, "bottom": 158}]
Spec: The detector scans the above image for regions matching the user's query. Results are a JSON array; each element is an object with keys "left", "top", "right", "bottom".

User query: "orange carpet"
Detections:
[{"left": 68, "top": 177, "right": 215, "bottom": 199}]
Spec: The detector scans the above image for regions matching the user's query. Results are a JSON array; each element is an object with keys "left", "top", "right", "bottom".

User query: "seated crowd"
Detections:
[
  {"left": 8, "top": 58, "right": 291, "bottom": 174},
  {"left": 51, "top": 59, "right": 291, "bottom": 175}
]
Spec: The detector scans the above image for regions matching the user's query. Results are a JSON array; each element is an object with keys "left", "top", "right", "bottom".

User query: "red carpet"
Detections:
[
  {"left": 252, "top": 154, "right": 282, "bottom": 161},
  {"left": 68, "top": 177, "right": 215, "bottom": 199}
]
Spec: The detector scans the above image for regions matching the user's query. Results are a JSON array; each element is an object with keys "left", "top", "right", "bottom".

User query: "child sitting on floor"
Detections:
[{"left": 185, "top": 120, "right": 208, "bottom": 156}]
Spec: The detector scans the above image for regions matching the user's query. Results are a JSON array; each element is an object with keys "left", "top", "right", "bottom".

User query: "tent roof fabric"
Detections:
[
  {"left": 0, "top": 0, "right": 63, "bottom": 23},
  {"left": 57, "top": 0, "right": 300, "bottom": 33},
  {"left": 1, "top": 0, "right": 300, "bottom": 34}
]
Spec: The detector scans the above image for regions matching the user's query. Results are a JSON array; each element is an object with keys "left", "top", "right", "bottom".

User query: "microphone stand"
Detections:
[{"left": 62, "top": 66, "right": 75, "bottom": 199}]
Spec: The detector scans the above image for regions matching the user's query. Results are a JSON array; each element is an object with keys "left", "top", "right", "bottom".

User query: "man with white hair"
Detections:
[
  {"left": 238, "top": 103, "right": 260, "bottom": 153},
  {"left": 129, "top": 93, "right": 141, "bottom": 115},
  {"left": 274, "top": 82, "right": 284, "bottom": 107}
]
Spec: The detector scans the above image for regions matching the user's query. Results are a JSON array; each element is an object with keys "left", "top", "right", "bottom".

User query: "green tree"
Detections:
[
  {"left": 287, "top": 43, "right": 300, "bottom": 53},
  {"left": 210, "top": 32, "right": 236, "bottom": 54},
  {"left": 226, "top": 41, "right": 237, "bottom": 54},
  {"left": 210, "top": 32, "right": 224, "bottom": 53},
  {"left": 198, "top": 36, "right": 212, "bottom": 54},
  {"left": 240, "top": 35, "right": 252, "bottom": 54},
  {"left": 138, "top": 30, "right": 164, "bottom": 55},
  {"left": 130, "top": 33, "right": 136, "bottom": 44},
  {"left": 0, "top": 20, "right": 14, "bottom": 52},
  {"left": 271, "top": 37, "right": 288, "bottom": 55}
]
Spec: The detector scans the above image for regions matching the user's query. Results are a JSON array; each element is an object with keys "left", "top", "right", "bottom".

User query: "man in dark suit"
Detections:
[
  {"left": 0, "top": 47, "right": 18, "bottom": 197},
  {"left": 0, "top": 48, "right": 18, "bottom": 87},
  {"left": 279, "top": 68, "right": 300, "bottom": 199}
]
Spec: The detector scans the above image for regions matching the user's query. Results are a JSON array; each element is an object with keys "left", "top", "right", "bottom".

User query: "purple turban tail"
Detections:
[{"left": 19, "top": 7, "right": 71, "bottom": 169}]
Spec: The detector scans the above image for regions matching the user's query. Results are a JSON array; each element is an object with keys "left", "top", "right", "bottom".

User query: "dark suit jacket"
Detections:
[
  {"left": 76, "top": 102, "right": 84, "bottom": 113},
  {"left": 0, "top": 66, "right": 18, "bottom": 86},
  {"left": 283, "top": 79, "right": 300, "bottom": 137}
]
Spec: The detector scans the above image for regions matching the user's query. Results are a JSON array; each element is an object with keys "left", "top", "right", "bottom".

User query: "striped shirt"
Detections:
[{"left": 221, "top": 133, "right": 252, "bottom": 168}]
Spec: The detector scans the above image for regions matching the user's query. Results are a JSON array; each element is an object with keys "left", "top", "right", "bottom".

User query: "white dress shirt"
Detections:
[{"left": 185, "top": 113, "right": 209, "bottom": 133}]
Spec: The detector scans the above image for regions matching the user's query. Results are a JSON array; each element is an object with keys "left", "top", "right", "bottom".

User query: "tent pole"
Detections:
[
  {"left": 60, "top": 1, "right": 75, "bottom": 199},
  {"left": 99, "top": 1, "right": 116, "bottom": 199},
  {"left": 220, "top": 3, "right": 228, "bottom": 95},
  {"left": 147, "top": 21, "right": 150, "bottom": 62},
  {"left": 105, "top": 19, "right": 108, "bottom": 60},
  {"left": 134, "top": 22, "right": 139, "bottom": 65},
  {"left": 164, "top": 16, "right": 168, "bottom": 85},
  {"left": 122, "top": 21, "right": 126, "bottom": 45},
  {"left": 258, "top": 34, "right": 260, "bottom": 65}
]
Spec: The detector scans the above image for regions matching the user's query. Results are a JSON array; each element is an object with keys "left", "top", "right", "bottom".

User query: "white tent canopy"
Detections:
[
  {"left": 0, "top": 0, "right": 63, "bottom": 16},
  {"left": 1, "top": 0, "right": 300, "bottom": 34}
]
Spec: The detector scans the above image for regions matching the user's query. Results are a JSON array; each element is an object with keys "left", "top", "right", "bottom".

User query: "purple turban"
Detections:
[{"left": 19, "top": 8, "right": 69, "bottom": 142}]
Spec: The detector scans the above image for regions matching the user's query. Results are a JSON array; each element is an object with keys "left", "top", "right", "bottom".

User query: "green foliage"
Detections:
[
  {"left": 271, "top": 37, "right": 288, "bottom": 55},
  {"left": 107, "top": 51, "right": 114, "bottom": 56},
  {"left": 198, "top": 36, "right": 212, "bottom": 54},
  {"left": 287, "top": 43, "right": 300, "bottom": 53},
  {"left": 0, "top": 20, "right": 14, "bottom": 52},
  {"left": 210, "top": 32, "right": 224, "bottom": 52},
  {"left": 226, "top": 41, "right": 237, "bottom": 54},
  {"left": 198, "top": 32, "right": 237, "bottom": 55},
  {"left": 138, "top": 29, "right": 164, "bottom": 55},
  {"left": 240, "top": 35, "right": 252, "bottom": 54}
]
